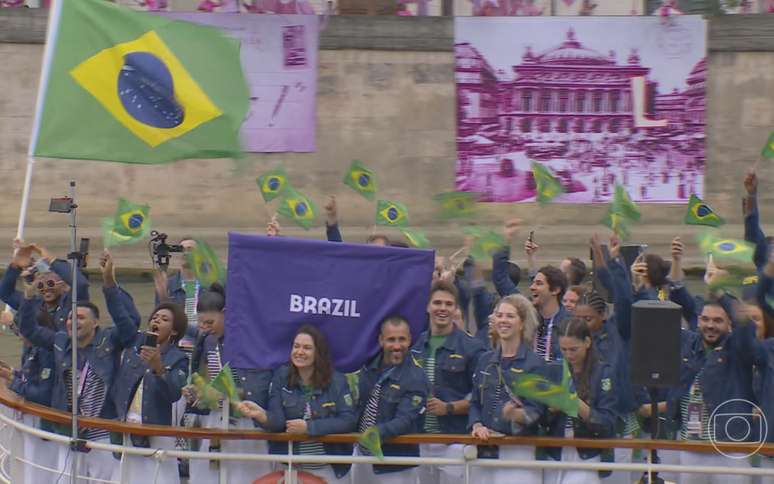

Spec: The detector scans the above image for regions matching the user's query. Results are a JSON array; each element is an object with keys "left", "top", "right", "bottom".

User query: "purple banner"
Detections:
[
  {"left": 165, "top": 13, "right": 318, "bottom": 152},
  {"left": 224, "top": 233, "right": 434, "bottom": 372},
  {"left": 455, "top": 15, "right": 706, "bottom": 203}
]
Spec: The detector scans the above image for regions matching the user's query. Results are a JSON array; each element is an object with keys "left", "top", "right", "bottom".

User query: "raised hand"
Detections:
[
  {"left": 324, "top": 195, "right": 338, "bottom": 226},
  {"left": 503, "top": 218, "right": 522, "bottom": 241},
  {"left": 11, "top": 243, "right": 40, "bottom": 270},
  {"left": 266, "top": 214, "right": 281, "bottom": 237},
  {"left": 744, "top": 171, "right": 758, "bottom": 196},
  {"left": 99, "top": 249, "right": 116, "bottom": 287}
]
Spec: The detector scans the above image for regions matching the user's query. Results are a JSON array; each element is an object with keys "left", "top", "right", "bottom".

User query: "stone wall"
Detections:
[{"left": 0, "top": 12, "right": 773, "bottom": 268}]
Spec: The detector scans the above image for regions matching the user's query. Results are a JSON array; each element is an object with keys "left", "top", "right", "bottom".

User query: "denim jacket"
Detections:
[
  {"left": 266, "top": 365, "right": 356, "bottom": 478},
  {"left": 544, "top": 360, "right": 619, "bottom": 460},
  {"left": 410, "top": 327, "right": 487, "bottom": 433},
  {"left": 9, "top": 344, "right": 55, "bottom": 406},
  {"left": 112, "top": 334, "right": 189, "bottom": 426},
  {"left": 356, "top": 351, "right": 429, "bottom": 474},
  {"left": 667, "top": 296, "right": 761, "bottom": 443},
  {"left": 18, "top": 286, "right": 138, "bottom": 417},
  {"left": 491, "top": 246, "right": 521, "bottom": 298},
  {"left": 743, "top": 193, "right": 768, "bottom": 270},
  {"left": 469, "top": 344, "right": 546, "bottom": 436}
]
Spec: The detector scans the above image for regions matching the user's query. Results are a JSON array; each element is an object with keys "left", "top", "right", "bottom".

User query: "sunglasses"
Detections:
[{"left": 37, "top": 280, "right": 57, "bottom": 290}]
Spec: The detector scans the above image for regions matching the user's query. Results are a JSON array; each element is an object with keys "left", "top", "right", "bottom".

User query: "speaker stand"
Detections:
[{"left": 637, "top": 388, "right": 675, "bottom": 484}]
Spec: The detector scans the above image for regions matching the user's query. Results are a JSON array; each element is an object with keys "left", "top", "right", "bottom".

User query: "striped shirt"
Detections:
[
  {"left": 534, "top": 314, "right": 557, "bottom": 362},
  {"left": 423, "top": 354, "right": 441, "bottom": 433},
  {"left": 680, "top": 371, "right": 710, "bottom": 441},
  {"left": 298, "top": 398, "right": 326, "bottom": 469},
  {"left": 183, "top": 280, "right": 199, "bottom": 331},
  {"left": 65, "top": 365, "right": 109, "bottom": 441},
  {"left": 357, "top": 382, "right": 382, "bottom": 455}
]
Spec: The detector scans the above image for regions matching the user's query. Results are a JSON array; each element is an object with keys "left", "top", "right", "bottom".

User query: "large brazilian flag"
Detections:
[{"left": 33, "top": 0, "right": 249, "bottom": 164}]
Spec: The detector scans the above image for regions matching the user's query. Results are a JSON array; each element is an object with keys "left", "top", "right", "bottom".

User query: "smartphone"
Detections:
[
  {"left": 143, "top": 332, "right": 158, "bottom": 348},
  {"left": 528, "top": 231, "right": 534, "bottom": 243}
]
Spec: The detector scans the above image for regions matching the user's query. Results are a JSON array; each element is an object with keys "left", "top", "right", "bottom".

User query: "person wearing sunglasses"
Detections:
[{"left": 0, "top": 241, "right": 90, "bottom": 331}]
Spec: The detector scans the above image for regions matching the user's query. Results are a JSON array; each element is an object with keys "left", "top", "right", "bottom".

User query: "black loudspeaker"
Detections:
[
  {"left": 630, "top": 300, "right": 682, "bottom": 388},
  {"left": 620, "top": 244, "right": 647, "bottom": 270}
]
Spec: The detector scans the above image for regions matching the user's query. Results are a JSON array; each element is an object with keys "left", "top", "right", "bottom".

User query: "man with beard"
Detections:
[
  {"left": 352, "top": 316, "right": 429, "bottom": 484},
  {"left": 670, "top": 300, "right": 761, "bottom": 484},
  {"left": 410, "top": 281, "right": 486, "bottom": 484}
]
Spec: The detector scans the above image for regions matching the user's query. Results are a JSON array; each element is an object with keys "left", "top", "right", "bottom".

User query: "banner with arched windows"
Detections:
[{"left": 454, "top": 15, "right": 706, "bottom": 203}]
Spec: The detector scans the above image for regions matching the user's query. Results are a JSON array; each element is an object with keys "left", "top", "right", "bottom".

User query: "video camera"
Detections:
[{"left": 149, "top": 231, "right": 183, "bottom": 270}]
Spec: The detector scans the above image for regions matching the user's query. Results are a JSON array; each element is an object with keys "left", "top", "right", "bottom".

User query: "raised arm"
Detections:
[
  {"left": 100, "top": 251, "right": 138, "bottom": 348},
  {"left": 0, "top": 244, "right": 39, "bottom": 310},
  {"left": 492, "top": 219, "right": 522, "bottom": 297},
  {"left": 18, "top": 289, "right": 55, "bottom": 349},
  {"left": 743, "top": 171, "right": 767, "bottom": 269},
  {"left": 324, "top": 196, "right": 343, "bottom": 243}
]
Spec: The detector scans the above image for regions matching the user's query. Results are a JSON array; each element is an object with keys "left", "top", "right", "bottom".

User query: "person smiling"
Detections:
[
  {"left": 469, "top": 294, "right": 546, "bottom": 484},
  {"left": 529, "top": 265, "right": 570, "bottom": 362},
  {"left": 111, "top": 303, "right": 189, "bottom": 484},
  {"left": 239, "top": 325, "right": 356, "bottom": 483},
  {"left": 352, "top": 316, "right": 429, "bottom": 484},
  {"left": 411, "top": 281, "right": 486, "bottom": 484}
]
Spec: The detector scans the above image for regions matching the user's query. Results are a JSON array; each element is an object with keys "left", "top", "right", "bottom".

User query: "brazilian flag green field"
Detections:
[{"left": 33, "top": 0, "right": 249, "bottom": 163}]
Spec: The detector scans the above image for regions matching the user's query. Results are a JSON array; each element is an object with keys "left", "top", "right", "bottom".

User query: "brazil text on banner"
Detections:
[
  {"left": 165, "top": 12, "right": 319, "bottom": 153},
  {"left": 33, "top": 0, "right": 248, "bottom": 164},
  {"left": 224, "top": 233, "right": 434, "bottom": 372}
]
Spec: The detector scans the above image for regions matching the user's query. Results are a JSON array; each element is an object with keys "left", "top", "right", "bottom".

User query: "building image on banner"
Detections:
[
  {"left": 554, "top": 0, "right": 644, "bottom": 15},
  {"left": 455, "top": 16, "right": 706, "bottom": 203}
]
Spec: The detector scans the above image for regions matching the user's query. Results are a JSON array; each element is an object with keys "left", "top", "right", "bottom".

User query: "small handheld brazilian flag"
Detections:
[
  {"left": 186, "top": 240, "right": 225, "bottom": 286},
  {"left": 698, "top": 233, "right": 754, "bottom": 263},
  {"left": 277, "top": 188, "right": 317, "bottom": 230},
  {"left": 762, "top": 132, "right": 774, "bottom": 159},
  {"left": 376, "top": 200, "right": 409, "bottom": 227},
  {"left": 400, "top": 228, "right": 430, "bottom": 248},
  {"left": 32, "top": 0, "right": 249, "bottom": 163},
  {"left": 102, "top": 198, "right": 151, "bottom": 247},
  {"left": 434, "top": 191, "right": 478, "bottom": 219},
  {"left": 358, "top": 426, "right": 384, "bottom": 460},
  {"left": 531, "top": 162, "right": 564, "bottom": 204},
  {"left": 510, "top": 361, "right": 579, "bottom": 418},
  {"left": 684, "top": 194, "right": 724, "bottom": 228},
  {"left": 210, "top": 363, "right": 239, "bottom": 402},
  {"left": 601, "top": 209, "right": 631, "bottom": 240},
  {"left": 612, "top": 184, "right": 641, "bottom": 222},
  {"left": 343, "top": 160, "right": 377, "bottom": 200},
  {"left": 190, "top": 373, "right": 222, "bottom": 411},
  {"left": 469, "top": 230, "right": 506, "bottom": 261},
  {"left": 256, "top": 167, "right": 289, "bottom": 202}
]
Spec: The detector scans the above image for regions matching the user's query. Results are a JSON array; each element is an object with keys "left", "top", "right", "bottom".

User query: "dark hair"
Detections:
[
  {"left": 558, "top": 318, "right": 599, "bottom": 402},
  {"left": 288, "top": 325, "right": 333, "bottom": 390},
  {"left": 367, "top": 234, "right": 390, "bottom": 245},
  {"left": 380, "top": 315, "right": 409, "bottom": 334},
  {"left": 197, "top": 282, "right": 226, "bottom": 313},
  {"left": 538, "top": 265, "right": 568, "bottom": 302},
  {"left": 578, "top": 291, "right": 607, "bottom": 316},
  {"left": 150, "top": 302, "right": 188, "bottom": 345},
  {"left": 76, "top": 301, "right": 100, "bottom": 320},
  {"left": 645, "top": 254, "right": 670, "bottom": 288},
  {"left": 430, "top": 280, "right": 459, "bottom": 306},
  {"left": 565, "top": 257, "right": 587, "bottom": 286},
  {"left": 508, "top": 261, "right": 522, "bottom": 287},
  {"left": 567, "top": 285, "right": 587, "bottom": 301},
  {"left": 391, "top": 241, "right": 410, "bottom": 248}
]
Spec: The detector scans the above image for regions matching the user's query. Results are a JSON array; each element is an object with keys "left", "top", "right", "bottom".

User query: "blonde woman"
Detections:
[{"left": 469, "top": 294, "right": 546, "bottom": 484}]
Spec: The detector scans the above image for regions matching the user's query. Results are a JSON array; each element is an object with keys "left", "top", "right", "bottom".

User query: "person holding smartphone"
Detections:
[
  {"left": 111, "top": 302, "right": 189, "bottom": 483},
  {"left": 469, "top": 294, "right": 546, "bottom": 484}
]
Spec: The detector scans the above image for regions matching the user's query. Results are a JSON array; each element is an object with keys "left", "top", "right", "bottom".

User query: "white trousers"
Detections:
[
  {"left": 757, "top": 455, "right": 774, "bottom": 484},
  {"left": 473, "top": 445, "right": 542, "bottom": 484},
  {"left": 20, "top": 414, "right": 59, "bottom": 484},
  {"left": 351, "top": 446, "right": 419, "bottom": 484},
  {"left": 544, "top": 447, "right": 601, "bottom": 484},
  {"left": 418, "top": 443, "right": 465, "bottom": 484},
  {"left": 678, "top": 451, "right": 752, "bottom": 484},
  {"left": 114, "top": 435, "right": 180, "bottom": 484},
  {"left": 221, "top": 417, "right": 272, "bottom": 483},
  {"left": 189, "top": 413, "right": 222, "bottom": 484},
  {"left": 57, "top": 437, "right": 116, "bottom": 484}
]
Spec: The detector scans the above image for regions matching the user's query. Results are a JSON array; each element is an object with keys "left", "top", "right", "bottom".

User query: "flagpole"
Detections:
[{"left": 17, "top": 0, "right": 65, "bottom": 242}]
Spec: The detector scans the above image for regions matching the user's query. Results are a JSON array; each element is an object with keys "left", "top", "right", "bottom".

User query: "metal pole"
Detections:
[{"left": 68, "top": 180, "right": 79, "bottom": 484}]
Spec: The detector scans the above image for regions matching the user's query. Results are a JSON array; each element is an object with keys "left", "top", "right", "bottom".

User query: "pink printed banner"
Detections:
[
  {"left": 454, "top": 15, "right": 706, "bottom": 203},
  {"left": 166, "top": 13, "right": 318, "bottom": 152},
  {"left": 554, "top": 0, "right": 644, "bottom": 15}
]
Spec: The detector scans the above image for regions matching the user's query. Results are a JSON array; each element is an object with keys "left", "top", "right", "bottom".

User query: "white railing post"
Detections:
[
  {"left": 119, "top": 434, "right": 130, "bottom": 484},
  {"left": 287, "top": 440, "right": 295, "bottom": 484},
  {"left": 219, "top": 398, "right": 229, "bottom": 484}
]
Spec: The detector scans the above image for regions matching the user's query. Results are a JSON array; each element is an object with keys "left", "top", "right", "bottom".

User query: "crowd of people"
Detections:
[{"left": 0, "top": 169, "right": 772, "bottom": 484}]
